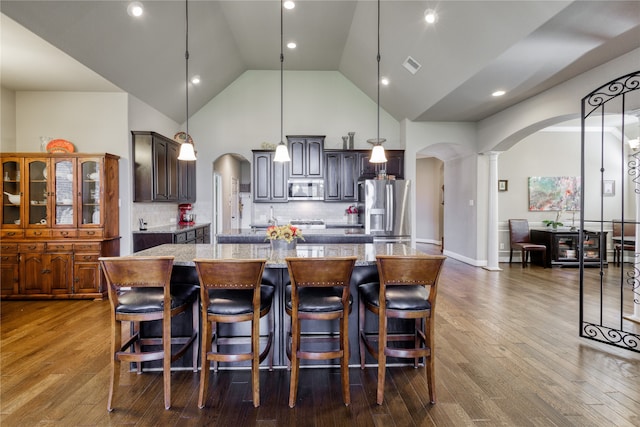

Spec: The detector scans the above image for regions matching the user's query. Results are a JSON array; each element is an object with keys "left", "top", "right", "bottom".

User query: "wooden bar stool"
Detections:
[
  {"left": 194, "top": 258, "right": 274, "bottom": 408},
  {"left": 285, "top": 256, "right": 357, "bottom": 408},
  {"left": 359, "top": 254, "right": 446, "bottom": 405},
  {"left": 99, "top": 256, "right": 199, "bottom": 411}
]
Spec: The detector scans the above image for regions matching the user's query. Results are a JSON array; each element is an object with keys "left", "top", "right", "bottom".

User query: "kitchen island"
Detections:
[
  {"left": 134, "top": 242, "right": 424, "bottom": 368},
  {"left": 216, "top": 227, "right": 373, "bottom": 244}
]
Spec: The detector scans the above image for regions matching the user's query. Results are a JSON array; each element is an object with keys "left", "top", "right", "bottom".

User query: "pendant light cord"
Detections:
[
  {"left": 376, "top": 0, "right": 380, "bottom": 143},
  {"left": 280, "top": 0, "right": 284, "bottom": 145},
  {"left": 185, "top": 0, "right": 190, "bottom": 138}
]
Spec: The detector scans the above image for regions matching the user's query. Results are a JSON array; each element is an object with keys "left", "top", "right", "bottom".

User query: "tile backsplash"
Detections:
[{"left": 253, "top": 201, "right": 358, "bottom": 225}]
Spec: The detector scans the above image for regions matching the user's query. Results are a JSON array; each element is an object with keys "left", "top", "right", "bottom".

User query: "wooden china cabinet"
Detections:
[{"left": 0, "top": 153, "right": 120, "bottom": 299}]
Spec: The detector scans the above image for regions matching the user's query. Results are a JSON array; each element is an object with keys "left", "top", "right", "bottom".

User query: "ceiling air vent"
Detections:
[{"left": 402, "top": 56, "right": 422, "bottom": 75}]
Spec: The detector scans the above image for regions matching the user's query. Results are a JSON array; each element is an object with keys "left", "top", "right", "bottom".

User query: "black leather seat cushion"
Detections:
[
  {"left": 359, "top": 282, "right": 431, "bottom": 311},
  {"left": 206, "top": 285, "right": 275, "bottom": 316},
  {"left": 285, "top": 286, "right": 353, "bottom": 313},
  {"left": 116, "top": 284, "right": 199, "bottom": 314}
]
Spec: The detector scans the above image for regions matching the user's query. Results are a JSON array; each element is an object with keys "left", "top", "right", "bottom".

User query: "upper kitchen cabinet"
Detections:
[
  {"left": 358, "top": 149, "right": 404, "bottom": 179},
  {"left": 324, "top": 151, "right": 358, "bottom": 202},
  {"left": 287, "top": 136, "right": 324, "bottom": 178},
  {"left": 132, "top": 131, "right": 196, "bottom": 203},
  {"left": 253, "top": 151, "right": 288, "bottom": 203}
]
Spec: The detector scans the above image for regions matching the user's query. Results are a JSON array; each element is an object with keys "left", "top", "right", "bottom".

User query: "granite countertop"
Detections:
[
  {"left": 217, "top": 228, "right": 373, "bottom": 244},
  {"left": 134, "top": 242, "right": 422, "bottom": 268},
  {"left": 133, "top": 223, "right": 210, "bottom": 234}
]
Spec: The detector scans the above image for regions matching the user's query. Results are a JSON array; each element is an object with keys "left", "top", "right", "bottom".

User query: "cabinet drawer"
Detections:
[
  {"left": 19, "top": 243, "right": 46, "bottom": 252},
  {"left": 52, "top": 229, "right": 78, "bottom": 239},
  {"left": 187, "top": 230, "right": 196, "bottom": 240},
  {"left": 175, "top": 232, "right": 187, "bottom": 243},
  {"left": 25, "top": 229, "right": 52, "bottom": 239},
  {"left": 1, "top": 254, "right": 19, "bottom": 264},
  {"left": 75, "top": 253, "right": 99, "bottom": 262},
  {"left": 46, "top": 243, "right": 74, "bottom": 252},
  {"left": 78, "top": 229, "right": 104, "bottom": 238},
  {"left": 0, "top": 230, "right": 24, "bottom": 239},
  {"left": 0, "top": 243, "right": 18, "bottom": 253},
  {"left": 74, "top": 242, "right": 102, "bottom": 252}
]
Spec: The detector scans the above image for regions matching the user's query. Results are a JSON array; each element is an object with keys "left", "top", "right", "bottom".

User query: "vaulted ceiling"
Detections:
[{"left": 2, "top": 1, "right": 639, "bottom": 124}]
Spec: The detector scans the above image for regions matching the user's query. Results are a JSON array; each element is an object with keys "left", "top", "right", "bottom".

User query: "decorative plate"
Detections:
[
  {"left": 46, "top": 139, "right": 75, "bottom": 153},
  {"left": 174, "top": 132, "right": 193, "bottom": 144}
]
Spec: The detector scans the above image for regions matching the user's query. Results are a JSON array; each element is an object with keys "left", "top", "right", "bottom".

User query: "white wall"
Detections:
[
  {"left": 415, "top": 157, "right": 442, "bottom": 244},
  {"left": 1, "top": 87, "right": 16, "bottom": 152}
]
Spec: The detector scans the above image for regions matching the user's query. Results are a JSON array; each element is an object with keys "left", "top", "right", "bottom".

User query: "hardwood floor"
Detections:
[{"left": 2, "top": 245, "right": 639, "bottom": 426}]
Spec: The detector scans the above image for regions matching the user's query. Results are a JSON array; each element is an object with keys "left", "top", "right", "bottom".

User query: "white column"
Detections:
[{"left": 484, "top": 151, "right": 502, "bottom": 271}]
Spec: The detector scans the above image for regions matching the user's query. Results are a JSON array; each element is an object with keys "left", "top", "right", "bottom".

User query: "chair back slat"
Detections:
[
  {"left": 100, "top": 256, "right": 174, "bottom": 289},
  {"left": 193, "top": 258, "right": 266, "bottom": 290},
  {"left": 376, "top": 255, "right": 446, "bottom": 306},
  {"left": 286, "top": 257, "right": 357, "bottom": 288},
  {"left": 612, "top": 220, "right": 635, "bottom": 238},
  {"left": 509, "top": 219, "right": 531, "bottom": 244}
]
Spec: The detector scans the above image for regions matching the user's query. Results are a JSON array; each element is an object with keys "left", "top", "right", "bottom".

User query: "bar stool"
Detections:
[
  {"left": 99, "top": 256, "right": 199, "bottom": 411},
  {"left": 359, "top": 254, "right": 446, "bottom": 405},
  {"left": 285, "top": 256, "right": 357, "bottom": 408},
  {"left": 194, "top": 258, "right": 274, "bottom": 408}
]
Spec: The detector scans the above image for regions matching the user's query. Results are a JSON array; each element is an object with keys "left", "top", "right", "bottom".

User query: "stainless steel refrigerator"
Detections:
[{"left": 357, "top": 179, "right": 411, "bottom": 243}]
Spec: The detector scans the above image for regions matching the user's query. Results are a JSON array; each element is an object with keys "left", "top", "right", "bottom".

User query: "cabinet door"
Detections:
[
  {"left": 154, "top": 138, "right": 169, "bottom": 200},
  {"left": 2, "top": 158, "right": 23, "bottom": 228},
  {"left": 47, "top": 253, "right": 73, "bottom": 295},
  {"left": 0, "top": 254, "right": 19, "bottom": 295},
  {"left": 289, "top": 139, "right": 306, "bottom": 177},
  {"left": 24, "top": 158, "right": 49, "bottom": 228},
  {"left": 385, "top": 151, "right": 404, "bottom": 179},
  {"left": 167, "top": 141, "right": 179, "bottom": 200},
  {"left": 271, "top": 157, "right": 288, "bottom": 201},
  {"left": 306, "top": 138, "right": 323, "bottom": 177},
  {"left": 288, "top": 137, "right": 324, "bottom": 178},
  {"left": 341, "top": 152, "right": 359, "bottom": 201},
  {"left": 253, "top": 152, "right": 271, "bottom": 202},
  {"left": 74, "top": 258, "right": 101, "bottom": 294},
  {"left": 178, "top": 160, "right": 196, "bottom": 203},
  {"left": 79, "top": 158, "right": 103, "bottom": 226},
  {"left": 20, "top": 252, "right": 47, "bottom": 294},
  {"left": 52, "top": 158, "right": 76, "bottom": 228},
  {"left": 324, "top": 152, "right": 341, "bottom": 200}
]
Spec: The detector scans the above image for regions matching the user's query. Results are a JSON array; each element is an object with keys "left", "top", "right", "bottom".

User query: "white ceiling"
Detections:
[{"left": 2, "top": 1, "right": 639, "bottom": 124}]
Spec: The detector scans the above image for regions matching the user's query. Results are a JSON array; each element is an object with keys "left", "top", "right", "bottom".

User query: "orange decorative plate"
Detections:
[{"left": 46, "top": 139, "right": 75, "bottom": 153}]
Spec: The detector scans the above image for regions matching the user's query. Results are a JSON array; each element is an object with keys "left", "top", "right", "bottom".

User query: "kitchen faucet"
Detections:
[{"left": 268, "top": 205, "right": 278, "bottom": 226}]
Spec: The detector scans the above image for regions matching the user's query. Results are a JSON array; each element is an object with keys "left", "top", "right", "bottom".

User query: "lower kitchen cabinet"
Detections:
[{"left": 132, "top": 223, "right": 211, "bottom": 252}]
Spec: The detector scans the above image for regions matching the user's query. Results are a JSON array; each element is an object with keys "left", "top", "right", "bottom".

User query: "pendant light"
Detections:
[
  {"left": 178, "top": 0, "right": 197, "bottom": 161},
  {"left": 367, "top": 0, "right": 387, "bottom": 164},
  {"left": 273, "top": 0, "right": 291, "bottom": 162}
]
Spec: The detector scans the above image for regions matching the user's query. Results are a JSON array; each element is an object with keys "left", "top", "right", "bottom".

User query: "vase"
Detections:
[{"left": 271, "top": 239, "right": 296, "bottom": 251}]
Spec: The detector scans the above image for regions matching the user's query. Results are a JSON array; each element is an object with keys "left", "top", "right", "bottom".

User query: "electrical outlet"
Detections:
[{"left": 499, "top": 243, "right": 504, "bottom": 250}]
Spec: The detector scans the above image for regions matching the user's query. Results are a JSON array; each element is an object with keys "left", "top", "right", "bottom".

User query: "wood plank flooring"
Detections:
[{"left": 2, "top": 244, "right": 639, "bottom": 426}]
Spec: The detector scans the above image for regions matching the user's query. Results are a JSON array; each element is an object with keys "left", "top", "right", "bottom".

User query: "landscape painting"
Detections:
[{"left": 528, "top": 176, "right": 581, "bottom": 211}]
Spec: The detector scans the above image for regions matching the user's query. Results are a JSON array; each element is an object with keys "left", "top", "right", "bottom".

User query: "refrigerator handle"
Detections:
[{"left": 386, "top": 184, "right": 393, "bottom": 231}]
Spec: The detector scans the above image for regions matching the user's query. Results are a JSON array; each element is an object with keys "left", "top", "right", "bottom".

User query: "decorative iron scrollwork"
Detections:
[{"left": 583, "top": 71, "right": 640, "bottom": 118}]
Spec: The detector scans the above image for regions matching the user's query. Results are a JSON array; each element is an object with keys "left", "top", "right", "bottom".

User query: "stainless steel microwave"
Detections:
[{"left": 288, "top": 179, "right": 324, "bottom": 200}]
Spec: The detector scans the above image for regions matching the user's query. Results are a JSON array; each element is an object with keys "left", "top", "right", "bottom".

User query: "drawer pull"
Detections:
[
  {"left": 86, "top": 231, "right": 95, "bottom": 235},
  {"left": 7, "top": 232, "right": 16, "bottom": 236}
]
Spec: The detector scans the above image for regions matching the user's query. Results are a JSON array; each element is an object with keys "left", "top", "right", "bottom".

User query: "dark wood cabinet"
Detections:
[
  {"left": 0, "top": 152, "right": 120, "bottom": 299},
  {"left": 324, "top": 151, "right": 358, "bottom": 201},
  {"left": 133, "top": 131, "right": 196, "bottom": 203},
  {"left": 287, "top": 136, "right": 324, "bottom": 178},
  {"left": 253, "top": 151, "right": 288, "bottom": 203},
  {"left": 358, "top": 149, "right": 404, "bottom": 179},
  {"left": 530, "top": 229, "right": 607, "bottom": 267},
  {"left": 133, "top": 224, "right": 211, "bottom": 252}
]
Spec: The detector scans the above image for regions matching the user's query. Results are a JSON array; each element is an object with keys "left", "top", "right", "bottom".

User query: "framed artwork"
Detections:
[
  {"left": 498, "top": 180, "right": 508, "bottom": 191},
  {"left": 603, "top": 180, "right": 615, "bottom": 197},
  {"left": 528, "top": 176, "right": 581, "bottom": 211}
]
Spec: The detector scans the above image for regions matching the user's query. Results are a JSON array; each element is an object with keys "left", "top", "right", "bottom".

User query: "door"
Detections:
[{"left": 231, "top": 177, "right": 239, "bottom": 229}]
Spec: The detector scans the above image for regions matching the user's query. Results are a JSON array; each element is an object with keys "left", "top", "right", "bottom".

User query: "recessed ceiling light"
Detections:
[
  {"left": 284, "top": 1, "right": 295, "bottom": 10},
  {"left": 381, "top": 77, "right": 389, "bottom": 86},
  {"left": 492, "top": 90, "right": 506, "bottom": 97},
  {"left": 287, "top": 42, "right": 297, "bottom": 49},
  {"left": 127, "top": 2, "right": 144, "bottom": 17},
  {"left": 191, "top": 75, "right": 201, "bottom": 85},
  {"left": 424, "top": 9, "right": 438, "bottom": 24}
]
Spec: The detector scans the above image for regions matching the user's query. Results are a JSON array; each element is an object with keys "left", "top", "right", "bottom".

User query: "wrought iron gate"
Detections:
[{"left": 580, "top": 71, "right": 640, "bottom": 352}]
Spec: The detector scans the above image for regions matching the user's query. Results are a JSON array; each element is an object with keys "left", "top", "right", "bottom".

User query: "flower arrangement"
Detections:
[
  {"left": 265, "top": 224, "right": 305, "bottom": 243},
  {"left": 543, "top": 210, "right": 564, "bottom": 229},
  {"left": 346, "top": 205, "right": 358, "bottom": 214}
]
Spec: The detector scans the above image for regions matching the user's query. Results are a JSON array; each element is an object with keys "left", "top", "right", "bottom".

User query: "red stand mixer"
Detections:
[{"left": 178, "top": 203, "right": 195, "bottom": 225}]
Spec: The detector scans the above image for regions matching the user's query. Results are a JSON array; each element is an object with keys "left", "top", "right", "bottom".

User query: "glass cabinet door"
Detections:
[
  {"left": 26, "top": 159, "right": 49, "bottom": 227},
  {"left": 53, "top": 158, "right": 75, "bottom": 227},
  {"left": 80, "top": 159, "right": 101, "bottom": 226},
  {"left": 2, "top": 158, "right": 22, "bottom": 227}
]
